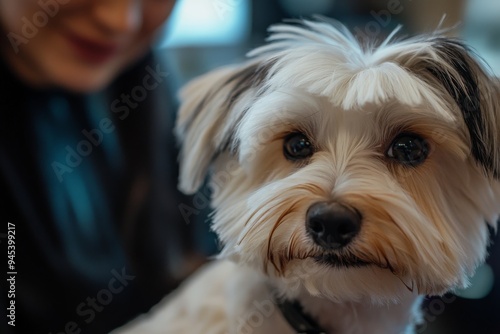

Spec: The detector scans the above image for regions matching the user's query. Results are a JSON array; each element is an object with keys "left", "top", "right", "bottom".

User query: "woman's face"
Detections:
[{"left": 0, "top": 0, "right": 176, "bottom": 92}]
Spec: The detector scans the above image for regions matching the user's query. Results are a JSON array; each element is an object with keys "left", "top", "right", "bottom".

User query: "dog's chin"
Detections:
[{"left": 314, "top": 252, "right": 371, "bottom": 269}]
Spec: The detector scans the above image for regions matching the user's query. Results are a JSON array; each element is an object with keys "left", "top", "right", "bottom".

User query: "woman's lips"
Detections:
[{"left": 65, "top": 32, "right": 119, "bottom": 64}]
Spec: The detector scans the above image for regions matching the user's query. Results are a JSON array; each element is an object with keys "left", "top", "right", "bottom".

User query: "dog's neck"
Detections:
[
  {"left": 276, "top": 298, "right": 327, "bottom": 333},
  {"left": 286, "top": 288, "right": 423, "bottom": 334},
  {"left": 227, "top": 265, "right": 423, "bottom": 334}
]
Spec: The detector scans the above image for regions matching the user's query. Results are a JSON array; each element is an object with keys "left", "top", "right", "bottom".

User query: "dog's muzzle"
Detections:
[{"left": 306, "top": 202, "right": 362, "bottom": 250}]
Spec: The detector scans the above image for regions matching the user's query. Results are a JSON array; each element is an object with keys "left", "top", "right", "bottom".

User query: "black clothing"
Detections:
[{"left": 0, "top": 52, "right": 194, "bottom": 334}]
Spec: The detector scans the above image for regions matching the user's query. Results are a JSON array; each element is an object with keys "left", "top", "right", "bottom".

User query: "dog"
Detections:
[{"left": 116, "top": 18, "right": 500, "bottom": 334}]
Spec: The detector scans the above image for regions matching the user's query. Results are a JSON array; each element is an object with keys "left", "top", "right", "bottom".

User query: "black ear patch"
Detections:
[
  {"left": 211, "top": 60, "right": 277, "bottom": 159},
  {"left": 426, "top": 38, "right": 496, "bottom": 177},
  {"left": 225, "top": 60, "right": 274, "bottom": 109},
  {"left": 182, "top": 61, "right": 273, "bottom": 150},
  {"left": 214, "top": 61, "right": 275, "bottom": 155},
  {"left": 180, "top": 66, "right": 252, "bottom": 137}
]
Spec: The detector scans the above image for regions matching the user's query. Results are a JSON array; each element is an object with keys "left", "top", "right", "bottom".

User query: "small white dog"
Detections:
[{"left": 117, "top": 18, "right": 500, "bottom": 334}]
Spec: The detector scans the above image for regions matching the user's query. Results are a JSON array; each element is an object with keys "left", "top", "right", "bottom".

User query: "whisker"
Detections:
[
  {"left": 238, "top": 205, "right": 276, "bottom": 245},
  {"left": 238, "top": 190, "right": 298, "bottom": 246},
  {"left": 392, "top": 271, "right": 414, "bottom": 292},
  {"left": 267, "top": 199, "right": 304, "bottom": 274},
  {"left": 286, "top": 231, "right": 296, "bottom": 260}
]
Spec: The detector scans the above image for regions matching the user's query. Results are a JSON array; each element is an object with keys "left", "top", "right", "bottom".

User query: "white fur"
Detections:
[{"left": 115, "top": 18, "right": 500, "bottom": 334}]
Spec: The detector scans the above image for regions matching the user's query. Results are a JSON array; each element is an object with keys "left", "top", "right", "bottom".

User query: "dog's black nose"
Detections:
[{"left": 306, "top": 202, "right": 362, "bottom": 249}]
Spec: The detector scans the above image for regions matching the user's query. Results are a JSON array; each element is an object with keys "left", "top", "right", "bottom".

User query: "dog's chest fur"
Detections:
[{"left": 118, "top": 261, "right": 422, "bottom": 334}]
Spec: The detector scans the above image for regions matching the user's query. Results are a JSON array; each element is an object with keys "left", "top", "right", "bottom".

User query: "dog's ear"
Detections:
[
  {"left": 175, "top": 61, "right": 268, "bottom": 194},
  {"left": 424, "top": 39, "right": 500, "bottom": 178}
]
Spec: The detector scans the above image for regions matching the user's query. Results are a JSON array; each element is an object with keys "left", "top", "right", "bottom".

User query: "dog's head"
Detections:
[{"left": 175, "top": 19, "right": 500, "bottom": 303}]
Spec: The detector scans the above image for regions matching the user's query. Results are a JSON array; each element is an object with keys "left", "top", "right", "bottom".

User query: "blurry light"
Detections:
[
  {"left": 279, "top": 0, "right": 335, "bottom": 16},
  {"left": 157, "top": 0, "right": 251, "bottom": 48},
  {"left": 463, "top": 0, "right": 500, "bottom": 75},
  {"left": 455, "top": 263, "right": 494, "bottom": 299}
]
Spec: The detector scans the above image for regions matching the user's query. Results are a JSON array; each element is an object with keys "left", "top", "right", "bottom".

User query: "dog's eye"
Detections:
[
  {"left": 284, "top": 132, "right": 313, "bottom": 161},
  {"left": 386, "top": 134, "right": 429, "bottom": 166}
]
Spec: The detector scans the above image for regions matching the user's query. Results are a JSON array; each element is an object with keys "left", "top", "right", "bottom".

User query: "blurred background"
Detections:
[
  {"left": 157, "top": 0, "right": 500, "bottom": 88},
  {"left": 155, "top": 0, "right": 500, "bottom": 333}
]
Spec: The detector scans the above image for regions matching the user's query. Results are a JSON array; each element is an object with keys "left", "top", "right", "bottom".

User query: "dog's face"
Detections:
[{"left": 176, "top": 19, "right": 500, "bottom": 303}]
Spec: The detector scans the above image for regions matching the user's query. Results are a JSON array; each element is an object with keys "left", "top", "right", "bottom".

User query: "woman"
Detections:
[{"left": 0, "top": 1, "right": 199, "bottom": 333}]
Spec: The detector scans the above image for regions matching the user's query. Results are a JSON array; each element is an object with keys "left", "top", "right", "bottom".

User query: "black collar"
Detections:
[{"left": 276, "top": 299, "right": 327, "bottom": 334}]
